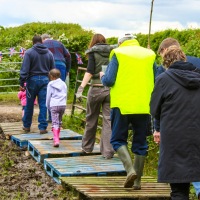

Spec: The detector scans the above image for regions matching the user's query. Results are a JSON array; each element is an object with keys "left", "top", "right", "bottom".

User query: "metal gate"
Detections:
[{"left": 0, "top": 62, "right": 21, "bottom": 94}]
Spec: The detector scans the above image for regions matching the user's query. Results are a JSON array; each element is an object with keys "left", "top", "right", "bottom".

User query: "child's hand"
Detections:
[{"left": 20, "top": 86, "right": 25, "bottom": 91}]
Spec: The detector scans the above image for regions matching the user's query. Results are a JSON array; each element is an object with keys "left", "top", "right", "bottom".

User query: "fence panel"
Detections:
[{"left": 0, "top": 62, "right": 21, "bottom": 94}]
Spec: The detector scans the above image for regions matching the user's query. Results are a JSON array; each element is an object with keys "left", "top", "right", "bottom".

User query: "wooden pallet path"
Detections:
[
  {"left": 44, "top": 155, "right": 125, "bottom": 184},
  {"left": 60, "top": 176, "right": 171, "bottom": 200},
  {"left": 0, "top": 122, "right": 47, "bottom": 138},
  {"left": 11, "top": 129, "right": 82, "bottom": 148},
  {"left": 0, "top": 122, "right": 171, "bottom": 199},
  {"left": 28, "top": 140, "right": 101, "bottom": 164}
]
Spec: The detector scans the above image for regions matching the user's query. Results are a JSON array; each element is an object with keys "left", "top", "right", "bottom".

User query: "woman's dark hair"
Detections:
[{"left": 88, "top": 33, "right": 106, "bottom": 48}]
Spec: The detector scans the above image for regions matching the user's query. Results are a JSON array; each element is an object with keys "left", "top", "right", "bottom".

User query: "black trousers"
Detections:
[{"left": 170, "top": 183, "right": 190, "bottom": 200}]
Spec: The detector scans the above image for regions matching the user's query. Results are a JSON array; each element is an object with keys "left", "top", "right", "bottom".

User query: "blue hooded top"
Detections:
[{"left": 19, "top": 43, "right": 55, "bottom": 87}]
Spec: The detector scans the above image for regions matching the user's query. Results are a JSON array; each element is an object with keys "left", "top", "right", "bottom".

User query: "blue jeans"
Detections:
[
  {"left": 193, "top": 182, "right": 200, "bottom": 198},
  {"left": 110, "top": 107, "right": 149, "bottom": 156},
  {"left": 48, "top": 109, "right": 52, "bottom": 121},
  {"left": 55, "top": 61, "right": 67, "bottom": 82},
  {"left": 23, "top": 75, "right": 49, "bottom": 130}
]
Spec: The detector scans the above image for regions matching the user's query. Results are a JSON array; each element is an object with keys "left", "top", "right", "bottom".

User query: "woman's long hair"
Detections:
[{"left": 88, "top": 34, "right": 106, "bottom": 48}]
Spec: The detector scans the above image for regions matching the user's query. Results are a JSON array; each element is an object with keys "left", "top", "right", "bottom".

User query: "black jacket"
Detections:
[{"left": 150, "top": 61, "right": 200, "bottom": 183}]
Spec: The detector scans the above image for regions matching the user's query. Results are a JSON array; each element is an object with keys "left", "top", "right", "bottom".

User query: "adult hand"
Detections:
[
  {"left": 100, "top": 71, "right": 105, "bottom": 79},
  {"left": 76, "top": 86, "right": 84, "bottom": 102},
  {"left": 153, "top": 131, "right": 160, "bottom": 145}
]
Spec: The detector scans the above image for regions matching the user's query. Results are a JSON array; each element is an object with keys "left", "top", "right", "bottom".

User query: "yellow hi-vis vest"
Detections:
[{"left": 110, "top": 39, "right": 156, "bottom": 114}]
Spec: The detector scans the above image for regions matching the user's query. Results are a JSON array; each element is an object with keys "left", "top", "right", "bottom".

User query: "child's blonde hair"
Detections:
[{"left": 49, "top": 69, "right": 61, "bottom": 79}]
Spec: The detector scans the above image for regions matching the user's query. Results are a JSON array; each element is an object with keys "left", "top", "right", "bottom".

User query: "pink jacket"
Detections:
[{"left": 18, "top": 91, "right": 37, "bottom": 106}]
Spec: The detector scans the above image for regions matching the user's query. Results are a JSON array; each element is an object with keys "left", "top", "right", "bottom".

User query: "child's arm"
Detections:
[
  {"left": 18, "top": 91, "right": 22, "bottom": 100},
  {"left": 46, "top": 84, "right": 51, "bottom": 110}
]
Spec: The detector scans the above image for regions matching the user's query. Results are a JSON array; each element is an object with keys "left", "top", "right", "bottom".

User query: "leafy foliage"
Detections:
[{"left": 1, "top": 22, "right": 200, "bottom": 92}]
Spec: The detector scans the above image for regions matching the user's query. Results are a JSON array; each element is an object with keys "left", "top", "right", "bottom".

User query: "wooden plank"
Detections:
[
  {"left": 0, "top": 122, "right": 41, "bottom": 138},
  {"left": 60, "top": 176, "right": 171, "bottom": 200},
  {"left": 28, "top": 140, "right": 101, "bottom": 164},
  {"left": 11, "top": 129, "right": 82, "bottom": 148},
  {"left": 44, "top": 155, "right": 125, "bottom": 184}
]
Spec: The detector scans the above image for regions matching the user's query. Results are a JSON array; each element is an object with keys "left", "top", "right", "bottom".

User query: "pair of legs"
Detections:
[
  {"left": 110, "top": 108, "right": 149, "bottom": 155},
  {"left": 81, "top": 86, "right": 114, "bottom": 158},
  {"left": 50, "top": 106, "right": 66, "bottom": 129},
  {"left": 23, "top": 76, "right": 48, "bottom": 131},
  {"left": 110, "top": 107, "right": 149, "bottom": 188},
  {"left": 50, "top": 106, "right": 66, "bottom": 147}
]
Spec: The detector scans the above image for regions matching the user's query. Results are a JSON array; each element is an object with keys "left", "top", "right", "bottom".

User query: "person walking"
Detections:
[
  {"left": 19, "top": 35, "right": 55, "bottom": 134},
  {"left": 76, "top": 33, "right": 115, "bottom": 159},
  {"left": 17, "top": 82, "right": 37, "bottom": 117},
  {"left": 46, "top": 68, "right": 67, "bottom": 147},
  {"left": 150, "top": 46, "right": 200, "bottom": 200},
  {"left": 41, "top": 33, "right": 71, "bottom": 122},
  {"left": 100, "top": 33, "right": 156, "bottom": 188},
  {"left": 155, "top": 37, "right": 200, "bottom": 199},
  {"left": 41, "top": 34, "right": 71, "bottom": 82}
]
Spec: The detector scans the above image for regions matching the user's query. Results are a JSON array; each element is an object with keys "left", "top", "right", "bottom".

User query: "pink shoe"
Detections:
[{"left": 53, "top": 128, "right": 60, "bottom": 147}]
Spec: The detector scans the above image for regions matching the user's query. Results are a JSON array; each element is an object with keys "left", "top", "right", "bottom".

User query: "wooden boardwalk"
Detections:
[
  {"left": 11, "top": 129, "right": 82, "bottom": 148},
  {"left": 61, "top": 176, "right": 170, "bottom": 200},
  {"left": 44, "top": 155, "right": 125, "bottom": 183},
  {"left": 0, "top": 122, "right": 171, "bottom": 200},
  {"left": 28, "top": 140, "right": 101, "bottom": 163}
]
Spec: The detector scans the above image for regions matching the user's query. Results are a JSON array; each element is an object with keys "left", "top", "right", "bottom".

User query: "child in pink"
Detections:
[{"left": 18, "top": 83, "right": 37, "bottom": 117}]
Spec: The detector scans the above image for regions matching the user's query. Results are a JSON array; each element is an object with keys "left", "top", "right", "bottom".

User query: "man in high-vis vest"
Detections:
[{"left": 100, "top": 33, "right": 156, "bottom": 189}]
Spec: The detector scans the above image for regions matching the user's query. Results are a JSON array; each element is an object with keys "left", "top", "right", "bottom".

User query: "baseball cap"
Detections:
[{"left": 118, "top": 33, "right": 136, "bottom": 44}]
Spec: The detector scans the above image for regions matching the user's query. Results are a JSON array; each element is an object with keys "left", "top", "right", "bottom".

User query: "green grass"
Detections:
[
  {"left": 0, "top": 86, "right": 74, "bottom": 105},
  {"left": 0, "top": 93, "right": 19, "bottom": 105}
]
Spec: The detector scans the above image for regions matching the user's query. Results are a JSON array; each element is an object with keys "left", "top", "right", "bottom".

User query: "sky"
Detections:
[{"left": 0, "top": 0, "right": 200, "bottom": 38}]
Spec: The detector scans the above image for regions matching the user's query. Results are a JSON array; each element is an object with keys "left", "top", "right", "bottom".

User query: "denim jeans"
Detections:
[
  {"left": 47, "top": 109, "right": 52, "bottom": 121},
  {"left": 55, "top": 61, "right": 67, "bottom": 82},
  {"left": 110, "top": 107, "right": 149, "bottom": 156},
  {"left": 23, "top": 75, "right": 49, "bottom": 130},
  {"left": 192, "top": 182, "right": 200, "bottom": 198}
]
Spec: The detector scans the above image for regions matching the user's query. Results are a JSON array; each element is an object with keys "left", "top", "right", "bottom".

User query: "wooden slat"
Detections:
[
  {"left": 11, "top": 129, "right": 82, "bottom": 148},
  {"left": 61, "top": 176, "right": 171, "bottom": 200},
  {"left": 28, "top": 140, "right": 101, "bottom": 163},
  {"left": 44, "top": 155, "right": 125, "bottom": 184},
  {"left": 0, "top": 122, "right": 42, "bottom": 138}
]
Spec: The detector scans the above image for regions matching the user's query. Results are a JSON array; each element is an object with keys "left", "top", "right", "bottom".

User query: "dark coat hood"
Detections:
[{"left": 166, "top": 61, "right": 200, "bottom": 89}]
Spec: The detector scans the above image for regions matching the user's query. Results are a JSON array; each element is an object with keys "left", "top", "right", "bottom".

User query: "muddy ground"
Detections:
[{"left": 0, "top": 104, "right": 70, "bottom": 200}]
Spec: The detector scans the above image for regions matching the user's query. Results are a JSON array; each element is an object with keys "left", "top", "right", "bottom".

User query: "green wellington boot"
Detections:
[
  {"left": 117, "top": 145, "right": 137, "bottom": 188},
  {"left": 133, "top": 154, "right": 145, "bottom": 190}
]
